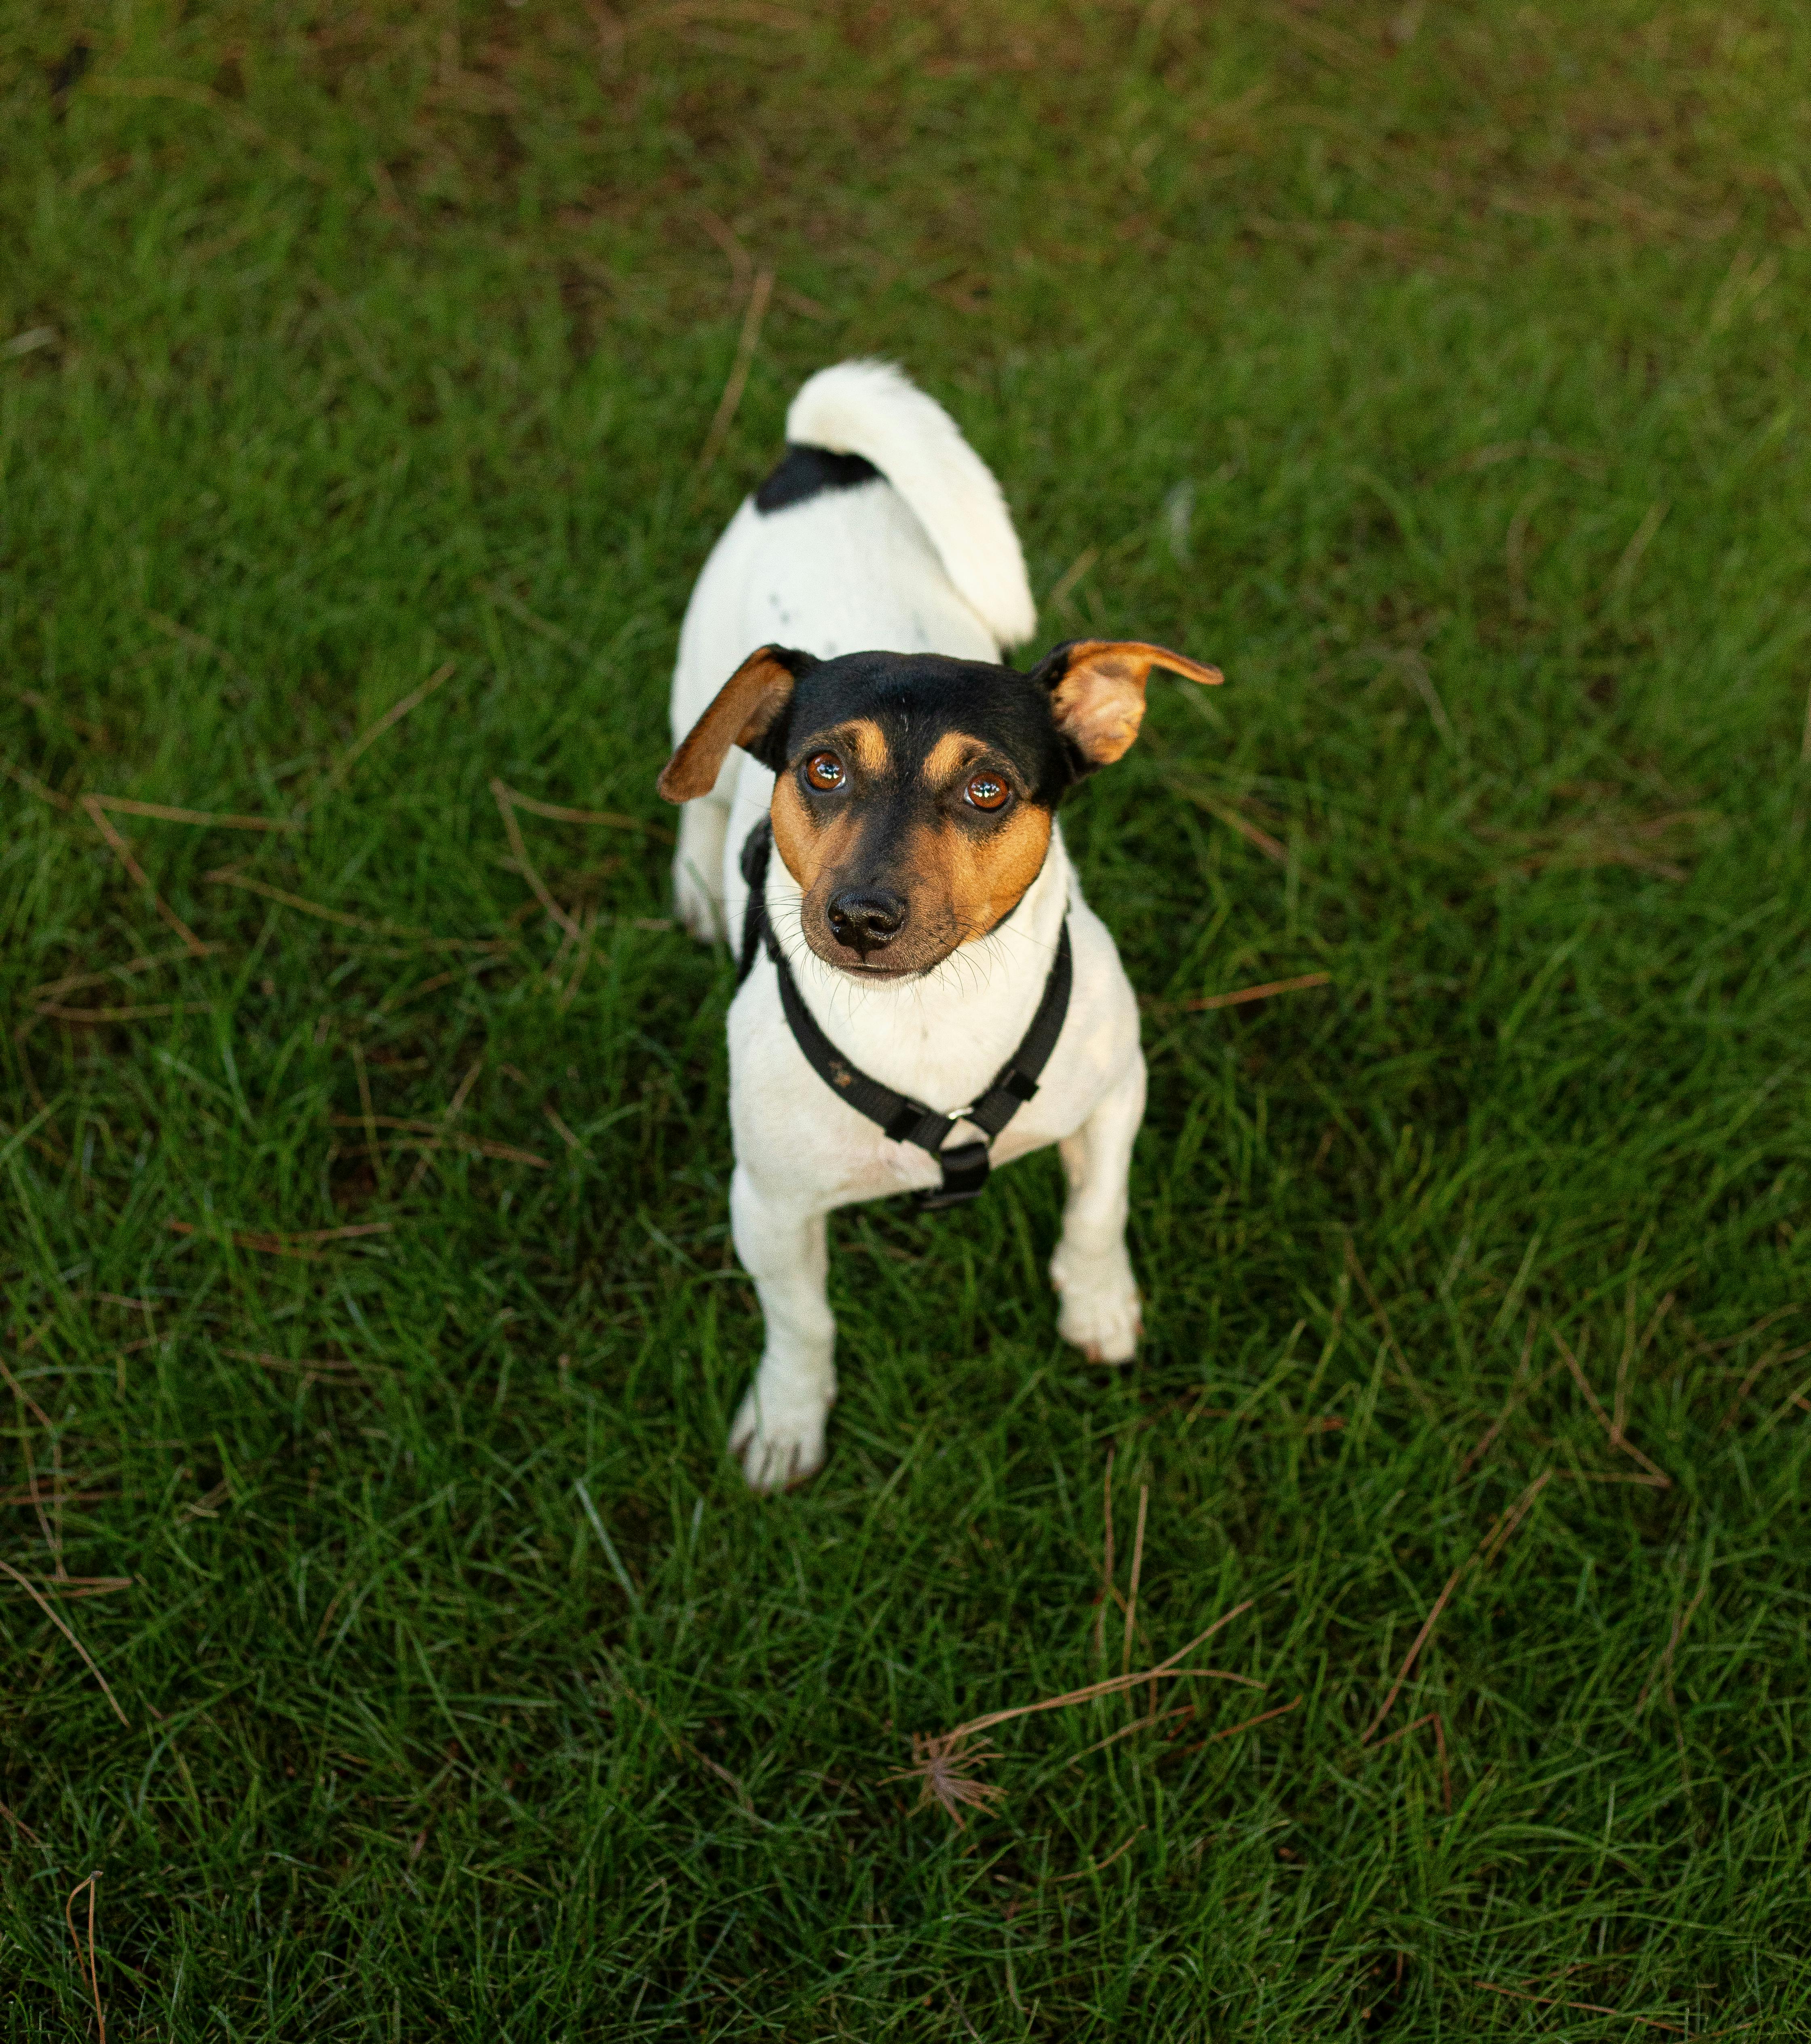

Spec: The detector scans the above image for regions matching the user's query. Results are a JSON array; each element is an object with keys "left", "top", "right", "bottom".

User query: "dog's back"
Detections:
[{"left": 669, "top": 363, "right": 1036, "bottom": 936}]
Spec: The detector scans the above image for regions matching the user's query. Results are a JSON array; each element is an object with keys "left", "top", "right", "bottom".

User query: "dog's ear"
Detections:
[
  {"left": 658, "top": 645, "right": 815, "bottom": 802},
  {"left": 1028, "top": 639, "right": 1224, "bottom": 773}
]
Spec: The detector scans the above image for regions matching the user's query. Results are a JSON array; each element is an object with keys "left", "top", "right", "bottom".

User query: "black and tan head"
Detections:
[{"left": 659, "top": 639, "right": 1224, "bottom": 977}]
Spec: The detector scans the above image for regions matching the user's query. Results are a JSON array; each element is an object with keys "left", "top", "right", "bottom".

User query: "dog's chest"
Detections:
[{"left": 726, "top": 890, "right": 1140, "bottom": 1208}]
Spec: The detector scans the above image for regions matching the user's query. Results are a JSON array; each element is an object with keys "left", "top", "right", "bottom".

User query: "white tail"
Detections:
[{"left": 785, "top": 359, "right": 1037, "bottom": 649}]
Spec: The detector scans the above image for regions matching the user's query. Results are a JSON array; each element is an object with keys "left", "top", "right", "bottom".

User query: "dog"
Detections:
[{"left": 660, "top": 360, "right": 1221, "bottom": 1491}]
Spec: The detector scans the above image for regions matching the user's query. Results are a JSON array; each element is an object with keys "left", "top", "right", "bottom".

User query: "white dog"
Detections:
[{"left": 661, "top": 361, "right": 1221, "bottom": 1491}]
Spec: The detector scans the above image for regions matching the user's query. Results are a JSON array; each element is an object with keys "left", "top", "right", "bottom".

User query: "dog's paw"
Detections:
[
  {"left": 1050, "top": 1247, "right": 1142, "bottom": 1365},
  {"left": 728, "top": 1380, "right": 830, "bottom": 1494},
  {"left": 673, "top": 861, "right": 726, "bottom": 945}
]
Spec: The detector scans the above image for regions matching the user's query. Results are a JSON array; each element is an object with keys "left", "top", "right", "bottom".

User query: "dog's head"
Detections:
[{"left": 659, "top": 640, "right": 1223, "bottom": 977}]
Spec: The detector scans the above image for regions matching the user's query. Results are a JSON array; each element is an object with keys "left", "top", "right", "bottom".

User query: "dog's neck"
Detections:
[{"left": 762, "top": 824, "right": 1074, "bottom": 1114}]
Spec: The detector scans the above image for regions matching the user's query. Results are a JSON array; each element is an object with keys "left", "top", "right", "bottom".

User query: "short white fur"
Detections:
[{"left": 669, "top": 360, "right": 1147, "bottom": 1492}]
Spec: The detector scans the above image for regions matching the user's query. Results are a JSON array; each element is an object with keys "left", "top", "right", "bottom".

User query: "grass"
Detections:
[{"left": 2, "top": 1, "right": 1810, "bottom": 2035}]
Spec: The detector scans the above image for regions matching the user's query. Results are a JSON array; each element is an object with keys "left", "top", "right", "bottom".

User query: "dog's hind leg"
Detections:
[
  {"left": 726, "top": 1167, "right": 837, "bottom": 1491},
  {"left": 1049, "top": 1055, "right": 1146, "bottom": 1365}
]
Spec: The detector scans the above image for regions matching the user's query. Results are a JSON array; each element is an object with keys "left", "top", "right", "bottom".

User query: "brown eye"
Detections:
[
  {"left": 804, "top": 752, "right": 845, "bottom": 791},
  {"left": 965, "top": 772, "right": 1009, "bottom": 812}
]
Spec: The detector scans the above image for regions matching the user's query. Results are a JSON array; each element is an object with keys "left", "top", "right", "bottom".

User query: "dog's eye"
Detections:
[
  {"left": 965, "top": 772, "right": 1010, "bottom": 812},
  {"left": 804, "top": 752, "right": 845, "bottom": 791}
]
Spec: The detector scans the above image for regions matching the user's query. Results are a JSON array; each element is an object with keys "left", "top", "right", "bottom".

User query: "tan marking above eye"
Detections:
[
  {"left": 921, "top": 731, "right": 985, "bottom": 785},
  {"left": 842, "top": 719, "right": 889, "bottom": 776}
]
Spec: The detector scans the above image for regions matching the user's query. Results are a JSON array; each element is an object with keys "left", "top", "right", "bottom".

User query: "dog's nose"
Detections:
[{"left": 827, "top": 888, "right": 908, "bottom": 958}]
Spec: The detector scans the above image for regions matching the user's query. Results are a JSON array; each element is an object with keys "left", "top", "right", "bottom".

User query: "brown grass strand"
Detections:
[
  {"left": 695, "top": 267, "right": 774, "bottom": 479},
  {"left": 3, "top": 757, "right": 74, "bottom": 810},
  {"left": 201, "top": 866, "right": 438, "bottom": 937},
  {"left": 490, "top": 780, "right": 580, "bottom": 939},
  {"left": 951, "top": 1601, "right": 1258, "bottom": 1745},
  {"left": 166, "top": 1218, "right": 394, "bottom": 1258},
  {"left": 84, "top": 794, "right": 299, "bottom": 832},
  {"left": 0, "top": 1559, "right": 129, "bottom": 1728},
  {"left": 1553, "top": 1325, "right": 1671, "bottom": 1483},
  {"left": 1183, "top": 970, "right": 1331, "bottom": 1012},
  {"left": 1470, "top": 1980, "right": 1685, "bottom": 2034},
  {"left": 1365, "top": 1472, "right": 1549, "bottom": 1742},
  {"left": 325, "top": 1113, "right": 548, "bottom": 1167},
  {"left": 1342, "top": 1237, "right": 1437, "bottom": 1419},
  {"left": 1122, "top": 1482, "right": 1148, "bottom": 1679},
  {"left": 319, "top": 662, "right": 455, "bottom": 791},
  {"left": 64, "top": 1872, "right": 106, "bottom": 2044},
  {"left": 82, "top": 797, "right": 207, "bottom": 955},
  {"left": 0, "top": 1796, "right": 41, "bottom": 1845},
  {"left": 891, "top": 1601, "right": 1262, "bottom": 1820}
]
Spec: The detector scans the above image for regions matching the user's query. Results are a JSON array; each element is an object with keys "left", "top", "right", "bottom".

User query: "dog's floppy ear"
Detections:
[
  {"left": 1028, "top": 639, "right": 1224, "bottom": 772},
  {"left": 658, "top": 645, "right": 815, "bottom": 802}
]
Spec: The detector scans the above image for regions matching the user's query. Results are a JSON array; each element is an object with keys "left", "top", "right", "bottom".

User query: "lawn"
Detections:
[{"left": 2, "top": 2, "right": 1809, "bottom": 2036}]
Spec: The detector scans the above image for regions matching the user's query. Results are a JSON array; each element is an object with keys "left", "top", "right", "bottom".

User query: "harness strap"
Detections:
[{"left": 737, "top": 820, "right": 1072, "bottom": 1210}]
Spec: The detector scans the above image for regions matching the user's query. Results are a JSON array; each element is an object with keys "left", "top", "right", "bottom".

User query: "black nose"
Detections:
[{"left": 827, "top": 888, "right": 908, "bottom": 958}]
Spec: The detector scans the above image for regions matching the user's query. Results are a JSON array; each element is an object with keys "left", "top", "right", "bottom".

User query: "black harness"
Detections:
[{"left": 737, "top": 822, "right": 1073, "bottom": 1211}]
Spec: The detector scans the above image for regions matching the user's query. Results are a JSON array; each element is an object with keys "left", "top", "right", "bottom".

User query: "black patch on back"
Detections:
[{"left": 755, "top": 443, "right": 883, "bottom": 515}]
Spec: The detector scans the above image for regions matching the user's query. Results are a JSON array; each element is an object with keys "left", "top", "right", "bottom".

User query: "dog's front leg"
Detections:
[
  {"left": 1049, "top": 1054, "right": 1146, "bottom": 1364},
  {"left": 726, "top": 1166, "right": 837, "bottom": 1491}
]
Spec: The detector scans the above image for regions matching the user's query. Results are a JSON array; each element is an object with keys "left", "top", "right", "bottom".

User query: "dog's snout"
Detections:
[{"left": 826, "top": 888, "right": 908, "bottom": 957}]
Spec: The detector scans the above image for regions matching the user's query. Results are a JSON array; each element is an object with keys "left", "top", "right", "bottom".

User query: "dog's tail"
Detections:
[{"left": 785, "top": 360, "right": 1037, "bottom": 649}]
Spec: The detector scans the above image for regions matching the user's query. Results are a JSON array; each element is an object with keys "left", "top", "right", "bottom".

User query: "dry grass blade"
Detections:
[
  {"left": 143, "top": 609, "right": 251, "bottom": 682},
  {"left": 202, "top": 866, "right": 439, "bottom": 938},
  {"left": 81, "top": 797, "right": 207, "bottom": 956},
  {"left": 0, "top": 1795, "right": 41, "bottom": 1845},
  {"left": 1461, "top": 1316, "right": 1544, "bottom": 1472},
  {"left": 1553, "top": 1326, "right": 1671, "bottom": 1483},
  {"left": 0, "top": 1559, "right": 129, "bottom": 1728},
  {"left": 490, "top": 780, "right": 581, "bottom": 940},
  {"left": 1471, "top": 1979, "right": 1685, "bottom": 2034},
  {"left": 1342, "top": 1238, "right": 1437, "bottom": 1418},
  {"left": 36, "top": 1002, "right": 212, "bottom": 1023},
  {"left": 325, "top": 1112, "right": 549, "bottom": 1167},
  {"left": 500, "top": 788, "right": 653, "bottom": 833},
  {"left": 1122, "top": 1482, "right": 1148, "bottom": 1677},
  {"left": 1182, "top": 970, "right": 1331, "bottom": 1013},
  {"left": 887, "top": 1602, "right": 1258, "bottom": 1823},
  {"left": 1365, "top": 1472, "right": 1549, "bottom": 1741},
  {"left": 64, "top": 1871, "right": 106, "bottom": 2044},
  {"left": 407, "top": 1057, "right": 483, "bottom": 1191},
  {"left": 223, "top": 1349, "right": 372, "bottom": 1378},
  {"left": 1171, "top": 780, "right": 1288, "bottom": 863},
  {"left": 166, "top": 1218, "right": 394, "bottom": 1258},
  {"left": 1717, "top": 1340, "right": 1811, "bottom": 1433},
  {"left": 85, "top": 794, "right": 300, "bottom": 832},
  {"left": 695, "top": 266, "right": 774, "bottom": 479},
  {"left": 29, "top": 945, "right": 217, "bottom": 1004},
  {"left": 318, "top": 662, "right": 455, "bottom": 793},
  {"left": 1637, "top": 1579, "right": 1709, "bottom": 1713},
  {"left": 2, "top": 757, "right": 74, "bottom": 810}
]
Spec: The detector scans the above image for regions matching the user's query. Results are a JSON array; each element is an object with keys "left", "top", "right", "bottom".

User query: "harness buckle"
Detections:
[{"left": 914, "top": 1138, "right": 992, "bottom": 1211}]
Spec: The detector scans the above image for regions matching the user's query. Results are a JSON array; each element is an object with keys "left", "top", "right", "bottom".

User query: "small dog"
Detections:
[{"left": 661, "top": 361, "right": 1220, "bottom": 1490}]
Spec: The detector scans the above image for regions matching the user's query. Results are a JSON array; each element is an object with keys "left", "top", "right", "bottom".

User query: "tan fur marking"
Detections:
[
  {"left": 920, "top": 732, "right": 985, "bottom": 785},
  {"left": 771, "top": 770, "right": 863, "bottom": 899},
  {"left": 658, "top": 647, "right": 796, "bottom": 803},
  {"left": 905, "top": 808, "right": 1052, "bottom": 947},
  {"left": 1050, "top": 639, "right": 1224, "bottom": 767},
  {"left": 841, "top": 719, "right": 890, "bottom": 778}
]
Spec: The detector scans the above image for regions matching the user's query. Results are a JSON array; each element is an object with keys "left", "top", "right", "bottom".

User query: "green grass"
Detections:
[{"left": 3, "top": 2, "right": 1810, "bottom": 2036}]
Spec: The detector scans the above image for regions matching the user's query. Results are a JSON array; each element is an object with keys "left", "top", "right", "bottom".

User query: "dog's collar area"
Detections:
[{"left": 737, "top": 821, "right": 1072, "bottom": 1211}]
